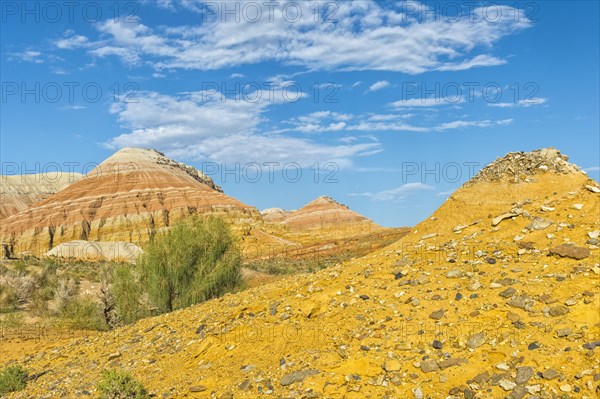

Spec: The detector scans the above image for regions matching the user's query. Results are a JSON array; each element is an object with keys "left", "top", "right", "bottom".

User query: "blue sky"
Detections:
[{"left": 1, "top": 0, "right": 599, "bottom": 227}]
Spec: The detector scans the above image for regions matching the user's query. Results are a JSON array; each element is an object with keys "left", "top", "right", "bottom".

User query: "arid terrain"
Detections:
[{"left": 1, "top": 147, "right": 598, "bottom": 398}]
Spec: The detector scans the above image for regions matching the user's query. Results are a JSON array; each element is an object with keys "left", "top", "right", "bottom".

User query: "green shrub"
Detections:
[
  {"left": 109, "top": 266, "right": 149, "bottom": 326},
  {"left": 0, "top": 364, "right": 28, "bottom": 395},
  {"left": 138, "top": 216, "right": 242, "bottom": 313},
  {"left": 96, "top": 369, "right": 149, "bottom": 399},
  {"left": 58, "top": 297, "right": 107, "bottom": 331},
  {"left": 0, "top": 285, "right": 19, "bottom": 312}
]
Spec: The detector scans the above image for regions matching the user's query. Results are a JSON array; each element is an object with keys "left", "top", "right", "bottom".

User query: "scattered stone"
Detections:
[
  {"left": 239, "top": 379, "right": 252, "bottom": 391},
  {"left": 189, "top": 386, "right": 207, "bottom": 392},
  {"left": 499, "top": 379, "right": 516, "bottom": 391},
  {"left": 280, "top": 369, "right": 320, "bottom": 386},
  {"left": 549, "top": 305, "right": 570, "bottom": 317},
  {"left": 420, "top": 360, "right": 439, "bottom": 373},
  {"left": 507, "top": 295, "right": 535, "bottom": 311},
  {"left": 559, "top": 384, "right": 572, "bottom": 392},
  {"left": 516, "top": 366, "right": 534, "bottom": 384},
  {"left": 511, "top": 385, "right": 528, "bottom": 399},
  {"left": 549, "top": 244, "right": 590, "bottom": 260},
  {"left": 572, "top": 204, "right": 584, "bottom": 210},
  {"left": 486, "top": 257, "right": 496, "bottom": 264},
  {"left": 556, "top": 328, "right": 572, "bottom": 337},
  {"left": 541, "top": 206, "right": 555, "bottom": 212},
  {"left": 466, "top": 332, "right": 486, "bottom": 349},
  {"left": 542, "top": 369, "right": 559, "bottom": 380},
  {"left": 383, "top": 360, "right": 401, "bottom": 372},
  {"left": 455, "top": 293, "right": 463, "bottom": 301},
  {"left": 413, "top": 386, "right": 424, "bottom": 399},
  {"left": 518, "top": 241, "right": 534, "bottom": 249},
  {"left": 473, "top": 371, "right": 490, "bottom": 385},
  {"left": 359, "top": 294, "right": 370, "bottom": 300},
  {"left": 446, "top": 270, "right": 463, "bottom": 278},
  {"left": 585, "top": 184, "right": 600, "bottom": 193},
  {"left": 432, "top": 340, "right": 443, "bottom": 349},
  {"left": 527, "top": 217, "right": 553, "bottom": 231},
  {"left": 107, "top": 352, "right": 121, "bottom": 361},
  {"left": 438, "top": 358, "right": 467, "bottom": 369},
  {"left": 492, "top": 211, "right": 520, "bottom": 227},
  {"left": 528, "top": 342, "right": 540, "bottom": 350},
  {"left": 582, "top": 341, "right": 600, "bottom": 350},
  {"left": 496, "top": 363, "right": 510, "bottom": 371},
  {"left": 429, "top": 309, "right": 445, "bottom": 320},
  {"left": 499, "top": 287, "right": 517, "bottom": 298}
]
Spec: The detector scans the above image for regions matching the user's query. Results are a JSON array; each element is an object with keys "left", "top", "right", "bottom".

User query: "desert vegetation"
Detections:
[
  {"left": 0, "top": 364, "right": 28, "bottom": 395},
  {"left": 1, "top": 216, "right": 244, "bottom": 331},
  {"left": 96, "top": 369, "right": 149, "bottom": 399}
]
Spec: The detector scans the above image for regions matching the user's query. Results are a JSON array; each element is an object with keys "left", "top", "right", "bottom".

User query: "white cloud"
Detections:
[
  {"left": 56, "top": 2, "right": 531, "bottom": 73},
  {"left": 584, "top": 166, "right": 600, "bottom": 172},
  {"left": 105, "top": 89, "right": 380, "bottom": 167},
  {"left": 282, "top": 110, "right": 514, "bottom": 134},
  {"left": 367, "top": 80, "right": 390, "bottom": 92},
  {"left": 434, "top": 119, "right": 513, "bottom": 131},
  {"left": 350, "top": 182, "right": 435, "bottom": 202},
  {"left": 390, "top": 97, "right": 465, "bottom": 108},
  {"left": 488, "top": 98, "right": 548, "bottom": 108},
  {"left": 436, "top": 54, "right": 506, "bottom": 71},
  {"left": 55, "top": 34, "right": 90, "bottom": 49},
  {"left": 10, "top": 50, "right": 44, "bottom": 63},
  {"left": 436, "top": 189, "right": 456, "bottom": 196}
]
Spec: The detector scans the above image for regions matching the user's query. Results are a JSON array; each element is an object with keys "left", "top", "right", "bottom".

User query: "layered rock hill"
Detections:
[
  {"left": 276, "top": 196, "right": 374, "bottom": 231},
  {"left": 248, "top": 197, "right": 407, "bottom": 261},
  {"left": 6, "top": 148, "right": 599, "bottom": 398},
  {"left": 0, "top": 172, "right": 82, "bottom": 219},
  {"left": 0, "top": 148, "right": 260, "bottom": 256}
]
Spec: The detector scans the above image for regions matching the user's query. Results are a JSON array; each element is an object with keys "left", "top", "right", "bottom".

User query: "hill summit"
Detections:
[{"left": 467, "top": 147, "right": 582, "bottom": 185}]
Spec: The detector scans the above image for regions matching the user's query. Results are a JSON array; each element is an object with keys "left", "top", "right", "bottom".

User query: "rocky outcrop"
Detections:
[
  {"left": 466, "top": 147, "right": 582, "bottom": 185},
  {"left": 0, "top": 172, "right": 82, "bottom": 219},
  {"left": 0, "top": 148, "right": 260, "bottom": 256}
]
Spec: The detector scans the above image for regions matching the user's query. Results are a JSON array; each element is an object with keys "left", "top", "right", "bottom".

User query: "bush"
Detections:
[
  {"left": 96, "top": 369, "right": 149, "bottom": 399},
  {"left": 108, "top": 266, "right": 149, "bottom": 326},
  {"left": 51, "top": 277, "right": 77, "bottom": 312},
  {"left": 58, "top": 297, "right": 107, "bottom": 331},
  {"left": 0, "top": 364, "right": 28, "bottom": 395},
  {"left": 137, "top": 216, "right": 242, "bottom": 313},
  {"left": 0, "top": 285, "right": 19, "bottom": 312}
]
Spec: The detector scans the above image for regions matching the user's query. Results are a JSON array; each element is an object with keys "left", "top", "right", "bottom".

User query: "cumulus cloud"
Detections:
[
  {"left": 53, "top": 1, "right": 531, "bottom": 73},
  {"left": 105, "top": 89, "right": 380, "bottom": 167},
  {"left": 367, "top": 81, "right": 391, "bottom": 92}
]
